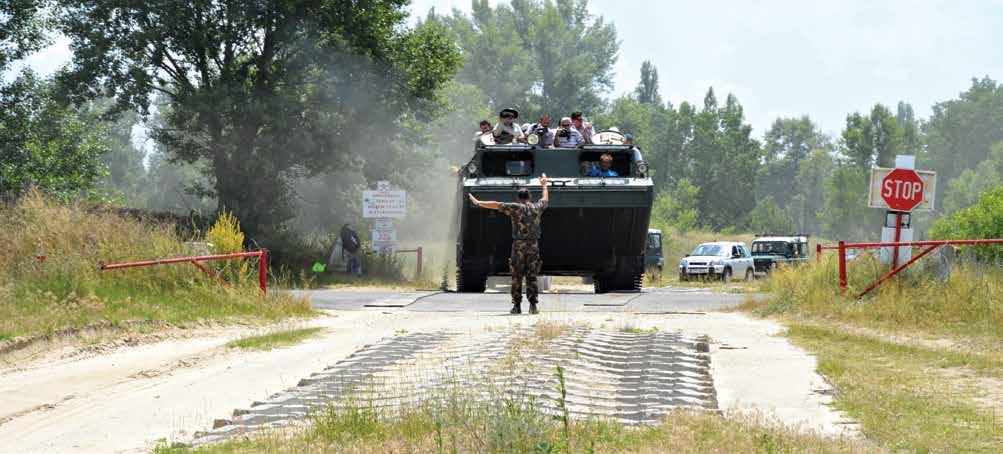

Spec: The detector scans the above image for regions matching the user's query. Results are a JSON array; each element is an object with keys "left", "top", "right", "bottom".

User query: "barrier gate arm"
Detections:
[
  {"left": 818, "top": 239, "right": 1003, "bottom": 299},
  {"left": 99, "top": 250, "right": 268, "bottom": 296}
]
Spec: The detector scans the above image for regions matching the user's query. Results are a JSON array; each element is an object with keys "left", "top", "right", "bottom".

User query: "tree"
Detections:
[
  {"left": 0, "top": 0, "right": 49, "bottom": 73},
  {"left": 635, "top": 60, "right": 662, "bottom": 105},
  {"left": 438, "top": 0, "right": 618, "bottom": 118},
  {"left": 839, "top": 104, "right": 903, "bottom": 171},
  {"left": 757, "top": 116, "right": 829, "bottom": 208},
  {"left": 896, "top": 101, "right": 922, "bottom": 156},
  {"left": 820, "top": 163, "right": 876, "bottom": 240},
  {"left": 0, "top": 73, "right": 110, "bottom": 200},
  {"left": 56, "top": 1, "right": 461, "bottom": 243},
  {"left": 924, "top": 77, "right": 1003, "bottom": 205},
  {"left": 941, "top": 141, "right": 1003, "bottom": 214},
  {"left": 790, "top": 148, "right": 835, "bottom": 234},
  {"left": 931, "top": 184, "right": 1003, "bottom": 260},
  {"left": 747, "top": 197, "right": 795, "bottom": 235}
]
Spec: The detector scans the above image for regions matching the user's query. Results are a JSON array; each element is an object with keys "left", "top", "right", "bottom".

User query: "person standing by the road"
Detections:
[{"left": 467, "top": 174, "right": 549, "bottom": 314}]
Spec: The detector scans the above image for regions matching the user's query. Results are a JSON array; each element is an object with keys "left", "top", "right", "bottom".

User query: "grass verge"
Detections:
[
  {"left": 0, "top": 192, "right": 313, "bottom": 342},
  {"left": 160, "top": 393, "right": 866, "bottom": 453},
  {"left": 226, "top": 327, "right": 325, "bottom": 351},
  {"left": 785, "top": 323, "right": 1002, "bottom": 452},
  {"left": 742, "top": 257, "right": 1002, "bottom": 451}
]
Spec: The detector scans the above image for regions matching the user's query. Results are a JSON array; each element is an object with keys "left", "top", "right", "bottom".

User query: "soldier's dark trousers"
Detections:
[{"left": 510, "top": 240, "right": 542, "bottom": 305}]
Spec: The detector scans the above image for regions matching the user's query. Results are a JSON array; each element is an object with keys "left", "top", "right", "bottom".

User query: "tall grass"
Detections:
[
  {"left": 0, "top": 192, "right": 312, "bottom": 341},
  {"left": 745, "top": 254, "right": 1003, "bottom": 340}
]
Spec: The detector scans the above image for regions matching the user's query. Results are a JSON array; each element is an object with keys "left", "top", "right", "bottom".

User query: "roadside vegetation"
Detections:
[
  {"left": 226, "top": 327, "right": 325, "bottom": 352},
  {"left": 0, "top": 193, "right": 313, "bottom": 342},
  {"left": 161, "top": 376, "right": 867, "bottom": 454},
  {"left": 742, "top": 253, "right": 1003, "bottom": 451}
]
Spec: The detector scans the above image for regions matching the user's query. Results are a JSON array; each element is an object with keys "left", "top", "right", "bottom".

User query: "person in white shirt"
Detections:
[
  {"left": 492, "top": 108, "right": 525, "bottom": 144},
  {"left": 553, "top": 117, "right": 584, "bottom": 148},
  {"left": 571, "top": 111, "right": 596, "bottom": 144}
]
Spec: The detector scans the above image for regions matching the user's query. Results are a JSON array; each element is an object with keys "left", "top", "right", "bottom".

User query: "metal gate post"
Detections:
[
  {"left": 892, "top": 211, "right": 903, "bottom": 268},
  {"left": 816, "top": 244, "right": 822, "bottom": 263},
  {"left": 259, "top": 249, "right": 268, "bottom": 296},
  {"left": 416, "top": 247, "right": 423, "bottom": 278},
  {"left": 838, "top": 241, "right": 847, "bottom": 295}
]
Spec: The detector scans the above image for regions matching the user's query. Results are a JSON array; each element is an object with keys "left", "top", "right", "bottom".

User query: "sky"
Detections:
[
  {"left": 410, "top": 0, "right": 1003, "bottom": 138},
  {"left": 17, "top": 0, "right": 1003, "bottom": 139}
]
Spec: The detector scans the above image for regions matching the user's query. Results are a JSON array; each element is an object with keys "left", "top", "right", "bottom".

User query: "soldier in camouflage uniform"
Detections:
[{"left": 467, "top": 174, "right": 549, "bottom": 314}]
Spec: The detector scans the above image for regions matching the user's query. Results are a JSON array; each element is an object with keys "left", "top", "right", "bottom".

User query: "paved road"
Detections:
[{"left": 304, "top": 286, "right": 753, "bottom": 313}]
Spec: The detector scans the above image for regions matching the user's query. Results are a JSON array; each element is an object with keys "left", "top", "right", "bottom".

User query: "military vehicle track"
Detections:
[{"left": 193, "top": 327, "right": 717, "bottom": 445}]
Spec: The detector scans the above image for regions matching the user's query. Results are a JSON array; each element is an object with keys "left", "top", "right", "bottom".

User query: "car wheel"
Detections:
[
  {"left": 722, "top": 268, "right": 732, "bottom": 283},
  {"left": 744, "top": 268, "right": 753, "bottom": 282}
]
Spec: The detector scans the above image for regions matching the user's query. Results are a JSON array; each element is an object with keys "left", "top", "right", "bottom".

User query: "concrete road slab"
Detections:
[{"left": 303, "top": 286, "right": 754, "bottom": 313}]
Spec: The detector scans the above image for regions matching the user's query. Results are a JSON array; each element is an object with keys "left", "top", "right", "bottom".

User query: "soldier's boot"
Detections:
[
  {"left": 526, "top": 272, "right": 539, "bottom": 315},
  {"left": 511, "top": 270, "right": 524, "bottom": 315}
]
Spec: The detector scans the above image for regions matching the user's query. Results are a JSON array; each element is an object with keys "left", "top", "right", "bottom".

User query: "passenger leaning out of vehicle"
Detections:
[
  {"left": 588, "top": 153, "right": 619, "bottom": 177},
  {"left": 571, "top": 111, "right": 596, "bottom": 144},
  {"left": 473, "top": 119, "right": 492, "bottom": 142},
  {"left": 492, "top": 108, "right": 525, "bottom": 145},
  {"left": 527, "top": 114, "right": 555, "bottom": 148},
  {"left": 553, "top": 117, "right": 585, "bottom": 148}
]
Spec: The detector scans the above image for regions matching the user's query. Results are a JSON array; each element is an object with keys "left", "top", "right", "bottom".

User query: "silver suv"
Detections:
[{"left": 679, "top": 241, "right": 755, "bottom": 282}]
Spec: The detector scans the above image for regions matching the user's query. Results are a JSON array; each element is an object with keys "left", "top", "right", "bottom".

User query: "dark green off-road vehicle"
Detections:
[
  {"left": 751, "top": 235, "right": 810, "bottom": 276},
  {"left": 454, "top": 132, "right": 654, "bottom": 293}
]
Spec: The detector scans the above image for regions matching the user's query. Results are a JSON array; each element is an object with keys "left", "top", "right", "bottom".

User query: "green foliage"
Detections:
[
  {"left": 840, "top": 103, "right": 903, "bottom": 171},
  {"left": 757, "top": 116, "right": 831, "bottom": 208},
  {"left": 650, "top": 179, "right": 700, "bottom": 232},
  {"left": 435, "top": 0, "right": 618, "bottom": 117},
  {"left": 0, "top": 73, "right": 110, "bottom": 201},
  {"left": 55, "top": 0, "right": 461, "bottom": 247},
  {"left": 924, "top": 77, "right": 1003, "bottom": 204},
  {"left": 931, "top": 184, "right": 1003, "bottom": 260},
  {"left": 0, "top": 0, "right": 50, "bottom": 71},
  {"left": 634, "top": 60, "right": 662, "bottom": 105},
  {"left": 747, "top": 196, "right": 795, "bottom": 235},
  {"left": 941, "top": 141, "right": 1003, "bottom": 214},
  {"left": 819, "top": 162, "right": 878, "bottom": 240}
]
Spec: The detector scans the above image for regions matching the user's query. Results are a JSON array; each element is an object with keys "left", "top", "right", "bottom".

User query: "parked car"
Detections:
[
  {"left": 751, "top": 235, "right": 810, "bottom": 276},
  {"left": 645, "top": 229, "right": 664, "bottom": 275},
  {"left": 679, "top": 241, "right": 754, "bottom": 283}
]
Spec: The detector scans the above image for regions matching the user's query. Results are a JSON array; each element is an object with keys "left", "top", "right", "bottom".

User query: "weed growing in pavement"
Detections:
[
  {"left": 225, "top": 327, "right": 324, "bottom": 351},
  {"left": 0, "top": 192, "right": 313, "bottom": 341}
]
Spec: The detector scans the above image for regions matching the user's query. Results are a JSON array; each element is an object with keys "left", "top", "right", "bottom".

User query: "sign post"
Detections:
[
  {"left": 867, "top": 162, "right": 936, "bottom": 267},
  {"left": 362, "top": 181, "right": 406, "bottom": 254}
]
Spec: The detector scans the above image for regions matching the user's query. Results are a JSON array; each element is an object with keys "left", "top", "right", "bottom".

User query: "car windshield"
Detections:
[
  {"left": 752, "top": 241, "right": 790, "bottom": 254},
  {"left": 690, "top": 244, "right": 723, "bottom": 256},
  {"left": 647, "top": 234, "right": 661, "bottom": 250}
]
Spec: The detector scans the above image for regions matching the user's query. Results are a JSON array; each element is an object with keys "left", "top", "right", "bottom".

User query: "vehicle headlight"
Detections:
[
  {"left": 636, "top": 161, "right": 648, "bottom": 176},
  {"left": 526, "top": 133, "right": 539, "bottom": 145},
  {"left": 711, "top": 260, "right": 723, "bottom": 267},
  {"left": 679, "top": 260, "right": 686, "bottom": 267},
  {"left": 466, "top": 162, "right": 478, "bottom": 176}
]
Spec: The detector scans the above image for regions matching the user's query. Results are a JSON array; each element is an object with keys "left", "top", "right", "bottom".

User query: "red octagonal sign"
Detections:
[{"left": 881, "top": 168, "right": 925, "bottom": 211}]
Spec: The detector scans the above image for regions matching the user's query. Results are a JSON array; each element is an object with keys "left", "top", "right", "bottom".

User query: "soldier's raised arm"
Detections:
[{"left": 540, "top": 173, "right": 549, "bottom": 204}]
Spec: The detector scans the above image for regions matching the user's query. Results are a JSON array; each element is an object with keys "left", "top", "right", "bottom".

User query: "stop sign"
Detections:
[{"left": 881, "top": 168, "right": 925, "bottom": 211}]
